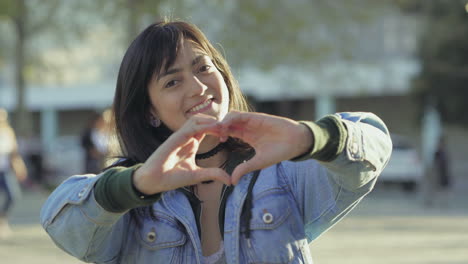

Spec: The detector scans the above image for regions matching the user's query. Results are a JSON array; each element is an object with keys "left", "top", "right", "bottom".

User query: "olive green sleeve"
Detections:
[
  {"left": 94, "top": 164, "right": 161, "bottom": 213},
  {"left": 291, "top": 115, "right": 348, "bottom": 162}
]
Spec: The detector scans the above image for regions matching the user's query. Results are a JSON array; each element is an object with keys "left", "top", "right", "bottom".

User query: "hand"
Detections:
[
  {"left": 11, "top": 154, "right": 28, "bottom": 183},
  {"left": 220, "top": 111, "right": 314, "bottom": 184},
  {"left": 133, "top": 114, "right": 231, "bottom": 195}
]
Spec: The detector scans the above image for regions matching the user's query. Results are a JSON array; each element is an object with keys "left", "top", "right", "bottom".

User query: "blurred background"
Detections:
[{"left": 0, "top": 0, "right": 467, "bottom": 263}]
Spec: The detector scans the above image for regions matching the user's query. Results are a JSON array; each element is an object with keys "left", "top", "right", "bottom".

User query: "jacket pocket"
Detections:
[
  {"left": 241, "top": 188, "right": 303, "bottom": 263},
  {"left": 133, "top": 212, "right": 187, "bottom": 263}
]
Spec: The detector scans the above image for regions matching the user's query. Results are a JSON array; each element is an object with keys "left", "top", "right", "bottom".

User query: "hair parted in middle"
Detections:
[{"left": 112, "top": 19, "right": 253, "bottom": 163}]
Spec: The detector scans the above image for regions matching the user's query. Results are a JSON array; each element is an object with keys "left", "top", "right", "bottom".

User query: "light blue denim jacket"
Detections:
[{"left": 40, "top": 112, "right": 392, "bottom": 264}]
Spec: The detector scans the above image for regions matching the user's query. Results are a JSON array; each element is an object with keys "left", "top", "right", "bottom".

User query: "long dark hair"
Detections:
[{"left": 112, "top": 20, "right": 252, "bottom": 164}]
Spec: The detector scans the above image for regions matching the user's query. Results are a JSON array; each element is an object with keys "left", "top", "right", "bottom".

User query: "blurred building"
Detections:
[
  {"left": 0, "top": 6, "right": 423, "bottom": 182},
  {"left": 0, "top": 4, "right": 466, "bottom": 191},
  {"left": 239, "top": 7, "right": 422, "bottom": 136}
]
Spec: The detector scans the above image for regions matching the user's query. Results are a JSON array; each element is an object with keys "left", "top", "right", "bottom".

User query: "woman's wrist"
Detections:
[
  {"left": 94, "top": 164, "right": 159, "bottom": 213},
  {"left": 291, "top": 122, "right": 315, "bottom": 160},
  {"left": 132, "top": 167, "right": 154, "bottom": 196}
]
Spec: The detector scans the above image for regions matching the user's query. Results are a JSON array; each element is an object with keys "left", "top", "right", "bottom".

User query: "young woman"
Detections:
[
  {"left": 40, "top": 20, "right": 392, "bottom": 263},
  {"left": 0, "top": 109, "right": 27, "bottom": 239}
]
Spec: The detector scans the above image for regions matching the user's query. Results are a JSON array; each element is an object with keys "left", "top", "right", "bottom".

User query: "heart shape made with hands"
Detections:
[
  {"left": 133, "top": 111, "right": 312, "bottom": 195},
  {"left": 195, "top": 111, "right": 312, "bottom": 185}
]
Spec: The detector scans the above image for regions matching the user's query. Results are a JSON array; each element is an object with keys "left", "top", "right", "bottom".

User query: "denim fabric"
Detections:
[
  {"left": 40, "top": 112, "right": 392, "bottom": 264},
  {"left": 0, "top": 171, "right": 13, "bottom": 215},
  {"left": 0, "top": 171, "right": 22, "bottom": 215}
]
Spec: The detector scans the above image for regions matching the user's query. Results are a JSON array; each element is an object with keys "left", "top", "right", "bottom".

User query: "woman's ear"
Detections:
[
  {"left": 149, "top": 116, "right": 161, "bottom": 128},
  {"left": 148, "top": 108, "right": 161, "bottom": 128}
]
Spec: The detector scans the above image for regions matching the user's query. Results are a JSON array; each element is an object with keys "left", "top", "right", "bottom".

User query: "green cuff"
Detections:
[
  {"left": 94, "top": 164, "right": 161, "bottom": 213},
  {"left": 291, "top": 115, "right": 348, "bottom": 162}
]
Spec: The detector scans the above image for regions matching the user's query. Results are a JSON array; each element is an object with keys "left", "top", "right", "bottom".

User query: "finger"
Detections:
[
  {"left": 224, "top": 124, "right": 245, "bottom": 140},
  {"left": 192, "top": 131, "right": 206, "bottom": 142},
  {"left": 163, "top": 122, "right": 223, "bottom": 159},
  {"left": 231, "top": 156, "right": 266, "bottom": 185},
  {"left": 194, "top": 168, "right": 231, "bottom": 186},
  {"left": 178, "top": 122, "right": 222, "bottom": 142},
  {"left": 181, "top": 114, "right": 220, "bottom": 137},
  {"left": 220, "top": 116, "right": 246, "bottom": 140},
  {"left": 191, "top": 113, "right": 221, "bottom": 124},
  {"left": 220, "top": 111, "right": 247, "bottom": 127},
  {"left": 220, "top": 111, "right": 259, "bottom": 140}
]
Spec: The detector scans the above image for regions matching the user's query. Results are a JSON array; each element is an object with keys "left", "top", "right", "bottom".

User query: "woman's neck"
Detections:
[
  {"left": 196, "top": 136, "right": 228, "bottom": 168},
  {"left": 197, "top": 135, "right": 221, "bottom": 153},
  {"left": 196, "top": 149, "right": 227, "bottom": 169}
]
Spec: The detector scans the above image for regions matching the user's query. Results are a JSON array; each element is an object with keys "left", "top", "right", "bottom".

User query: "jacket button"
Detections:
[
  {"left": 77, "top": 188, "right": 86, "bottom": 198},
  {"left": 351, "top": 142, "right": 359, "bottom": 153},
  {"left": 262, "top": 212, "right": 273, "bottom": 224},
  {"left": 147, "top": 231, "right": 157, "bottom": 242}
]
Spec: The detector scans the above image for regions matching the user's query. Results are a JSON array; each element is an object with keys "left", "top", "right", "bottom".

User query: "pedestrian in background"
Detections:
[
  {"left": 41, "top": 20, "right": 392, "bottom": 263},
  {"left": 80, "top": 110, "right": 111, "bottom": 174},
  {"left": 434, "top": 134, "right": 452, "bottom": 207},
  {"left": 0, "top": 108, "right": 28, "bottom": 239}
]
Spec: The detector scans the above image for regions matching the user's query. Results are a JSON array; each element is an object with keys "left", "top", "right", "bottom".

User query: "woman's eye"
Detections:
[
  {"left": 198, "top": 65, "right": 211, "bottom": 73},
  {"left": 165, "top": 80, "right": 178, "bottom": 88}
]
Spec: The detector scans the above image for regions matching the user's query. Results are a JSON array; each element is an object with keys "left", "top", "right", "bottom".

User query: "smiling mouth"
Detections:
[{"left": 187, "top": 98, "right": 214, "bottom": 114}]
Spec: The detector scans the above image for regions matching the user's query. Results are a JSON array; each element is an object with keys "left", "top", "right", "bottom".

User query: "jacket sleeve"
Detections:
[
  {"left": 40, "top": 173, "right": 130, "bottom": 263},
  {"left": 280, "top": 112, "right": 392, "bottom": 242}
]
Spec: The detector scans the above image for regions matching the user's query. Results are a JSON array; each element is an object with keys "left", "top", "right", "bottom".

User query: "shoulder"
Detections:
[{"left": 255, "top": 160, "right": 322, "bottom": 189}]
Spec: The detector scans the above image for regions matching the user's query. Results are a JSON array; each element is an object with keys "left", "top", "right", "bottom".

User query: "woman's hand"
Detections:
[
  {"left": 220, "top": 111, "right": 314, "bottom": 184},
  {"left": 133, "top": 114, "right": 231, "bottom": 195},
  {"left": 133, "top": 111, "right": 314, "bottom": 194}
]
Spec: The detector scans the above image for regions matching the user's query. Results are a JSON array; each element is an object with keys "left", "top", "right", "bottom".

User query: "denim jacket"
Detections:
[{"left": 40, "top": 112, "right": 392, "bottom": 264}]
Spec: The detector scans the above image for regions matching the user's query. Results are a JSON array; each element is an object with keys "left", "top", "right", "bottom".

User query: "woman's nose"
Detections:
[{"left": 188, "top": 75, "right": 207, "bottom": 96}]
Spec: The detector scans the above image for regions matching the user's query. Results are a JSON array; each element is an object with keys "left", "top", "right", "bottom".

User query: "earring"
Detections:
[{"left": 149, "top": 115, "right": 161, "bottom": 127}]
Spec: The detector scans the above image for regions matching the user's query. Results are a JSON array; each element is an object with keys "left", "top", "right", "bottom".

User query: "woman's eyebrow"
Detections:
[
  {"left": 192, "top": 54, "right": 206, "bottom": 66},
  {"left": 157, "top": 55, "right": 207, "bottom": 81}
]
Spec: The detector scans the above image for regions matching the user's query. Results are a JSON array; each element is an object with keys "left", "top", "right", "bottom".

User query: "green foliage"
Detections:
[
  {"left": 408, "top": 0, "right": 468, "bottom": 125},
  {"left": 0, "top": 0, "right": 15, "bottom": 65},
  {"left": 215, "top": 0, "right": 388, "bottom": 70}
]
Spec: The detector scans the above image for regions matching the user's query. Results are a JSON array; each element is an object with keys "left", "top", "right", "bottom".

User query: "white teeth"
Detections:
[{"left": 189, "top": 99, "right": 211, "bottom": 113}]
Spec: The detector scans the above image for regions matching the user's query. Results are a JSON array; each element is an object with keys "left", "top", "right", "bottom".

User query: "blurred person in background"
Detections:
[
  {"left": 40, "top": 20, "right": 392, "bottom": 263},
  {"left": 0, "top": 108, "right": 28, "bottom": 239},
  {"left": 80, "top": 110, "right": 111, "bottom": 174},
  {"left": 433, "top": 134, "right": 451, "bottom": 207}
]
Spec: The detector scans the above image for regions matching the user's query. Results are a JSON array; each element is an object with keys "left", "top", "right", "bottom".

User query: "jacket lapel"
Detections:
[
  {"left": 162, "top": 190, "right": 203, "bottom": 264},
  {"left": 223, "top": 171, "right": 253, "bottom": 264}
]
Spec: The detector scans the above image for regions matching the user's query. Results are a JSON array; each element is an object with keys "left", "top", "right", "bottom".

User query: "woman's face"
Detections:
[{"left": 148, "top": 39, "right": 230, "bottom": 132}]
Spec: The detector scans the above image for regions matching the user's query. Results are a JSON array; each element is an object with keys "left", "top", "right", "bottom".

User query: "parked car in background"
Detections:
[{"left": 380, "top": 134, "right": 423, "bottom": 191}]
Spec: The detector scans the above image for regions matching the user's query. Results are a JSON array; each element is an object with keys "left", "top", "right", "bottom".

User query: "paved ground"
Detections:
[
  {"left": 310, "top": 185, "right": 468, "bottom": 264},
  {"left": 0, "top": 184, "right": 467, "bottom": 264}
]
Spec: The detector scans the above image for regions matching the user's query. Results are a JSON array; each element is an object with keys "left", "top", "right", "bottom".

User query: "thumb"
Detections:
[
  {"left": 193, "top": 132, "right": 206, "bottom": 143},
  {"left": 194, "top": 167, "right": 232, "bottom": 186},
  {"left": 231, "top": 157, "right": 264, "bottom": 185}
]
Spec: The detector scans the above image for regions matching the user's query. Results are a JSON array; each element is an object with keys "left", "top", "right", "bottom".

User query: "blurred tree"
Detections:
[
  {"left": 400, "top": 0, "right": 468, "bottom": 125},
  {"left": 89, "top": 0, "right": 166, "bottom": 46},
  {"left": 216, "top": 0, "right": 389, "bottom": 70},
  {"left": 0, "top": 0, "right": 63, "bottom": 137},
  {"left": 202, "top": 0, "right": 395, "bottom": 118},
  {"left": 0, "top": 0, "right": 162, "bottom": 136}
]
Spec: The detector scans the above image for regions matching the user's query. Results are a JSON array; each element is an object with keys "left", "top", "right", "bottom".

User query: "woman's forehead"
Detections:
[
  {"left": 159, "top": 39, "right": 209, "bottom": 72},
  {"left": 177, "top": 39, "right": 208, "bottom": 60}
]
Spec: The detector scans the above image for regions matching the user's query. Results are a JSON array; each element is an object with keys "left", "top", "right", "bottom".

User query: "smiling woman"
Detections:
[
  {"left": 148, "top": 40, "right": 230, "bottom": 133},
  {"left": 40, "top": 19, "right": 392, "bottom": 264}
]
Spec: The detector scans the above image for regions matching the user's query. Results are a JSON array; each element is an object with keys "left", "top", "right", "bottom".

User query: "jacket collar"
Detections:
[{"left": 161, "top": 149, "right": 256, "bottom": 264}]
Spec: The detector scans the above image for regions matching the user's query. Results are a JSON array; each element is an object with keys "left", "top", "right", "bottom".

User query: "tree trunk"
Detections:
[
  {"left": 126, "top": 0, "right": 139, "bottom": 46},
  {"left": 13, "top": 0, "right": 32, "bottom": 137}
]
